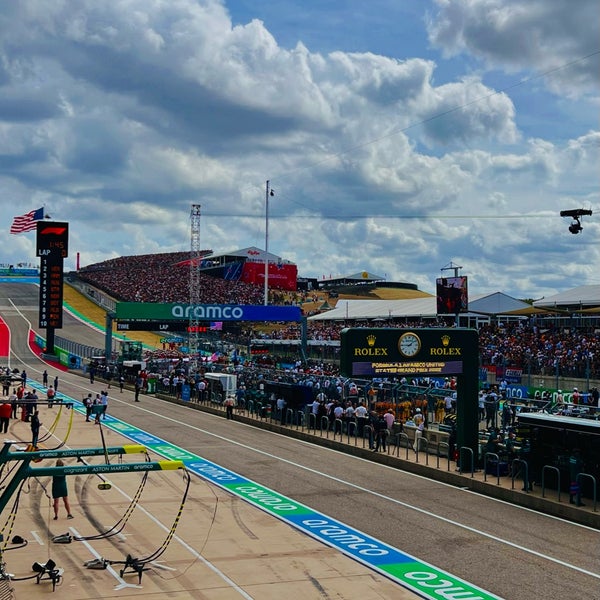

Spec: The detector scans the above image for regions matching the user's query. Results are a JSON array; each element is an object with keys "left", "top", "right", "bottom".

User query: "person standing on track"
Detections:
[
  {"left": 0, "top": 401, "right": 11, "bottom": 433},
  {"left": 93, "top": 394, "right": 102, "bottom": 424},
  {"left": 100, "top": 390, "right": 108, "bottom": 420},
  {"left": 52, "top": 459, "right": 73, "bottom": 520},
  {"left": 46, "top": 385, "right": 56, "bottom": 408},
  {"left": 30, "top": 409, "right": 41, "bottom": 448},
  {"left": 84, "top": 393, "right": 93, "bottom": 422},
  {"left": 9, "top": 390, "right": 18, "bottom": 419}
]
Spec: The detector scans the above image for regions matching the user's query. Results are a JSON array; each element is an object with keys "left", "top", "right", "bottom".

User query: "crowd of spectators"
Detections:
[
  {"left": 77, "top": 252, "right": 600, "bottom": 379},
  {"left": 248, "top": 318, "right": 451, "bottom": 342},
  {"left": 246, "top": 320, "right": 600, "bottom": 379},
  {"left": 78, "top": 252, "right": 265, "bottom": 305},
  {"left": 478, "top": 322, "right": 600, "bottom": 379}
]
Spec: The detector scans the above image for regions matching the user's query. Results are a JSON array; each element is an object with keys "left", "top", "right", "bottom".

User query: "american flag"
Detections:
[{"left": 9, "top": 207, "right": 44, "bottom": 234}]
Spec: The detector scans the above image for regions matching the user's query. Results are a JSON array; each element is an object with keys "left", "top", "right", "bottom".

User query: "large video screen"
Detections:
[{"left": 436, "top": 276, "right": 468, "bottom": 315}]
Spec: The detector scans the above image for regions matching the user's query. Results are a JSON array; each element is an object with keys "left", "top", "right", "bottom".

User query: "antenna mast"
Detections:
[{"left": 189, "top": 204, "right": 202, "bottom": 374}]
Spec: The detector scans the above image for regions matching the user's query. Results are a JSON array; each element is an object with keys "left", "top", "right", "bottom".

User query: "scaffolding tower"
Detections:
[{"left": 188, "top": 204, "right": 202, "bottom": 373}]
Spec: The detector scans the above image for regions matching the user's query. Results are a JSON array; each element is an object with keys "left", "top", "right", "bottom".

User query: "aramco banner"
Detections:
[{"left": 115, "top": 302, "right": 302, "bottom": 322}]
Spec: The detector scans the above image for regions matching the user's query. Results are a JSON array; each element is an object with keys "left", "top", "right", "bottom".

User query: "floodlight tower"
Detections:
[{"left": 189, "top": 204, "right": 202, "bottom": 373}]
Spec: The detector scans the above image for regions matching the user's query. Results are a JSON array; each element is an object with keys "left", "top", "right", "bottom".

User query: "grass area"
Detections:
[
  {"left": 370, "top": 288, "right": 433, "bottom": 300},
  {"left": 63, "top": 284, "right": 163, "bottom": 348}
]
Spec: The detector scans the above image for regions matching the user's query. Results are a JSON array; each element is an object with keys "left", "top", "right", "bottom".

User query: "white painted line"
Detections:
[
  {"left": 69, "top": 526, "right": 140, "bottom": 589},
  {"left": 29, "top": 530, "right": 45, "bottom": 546},
  {"left": 150, "top": 560, "right": 177, "bottom": 571}
]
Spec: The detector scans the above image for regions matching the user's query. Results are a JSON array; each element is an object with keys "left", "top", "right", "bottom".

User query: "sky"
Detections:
[{"left": 0, "top": 0, "right": 598, "bottom": 300}]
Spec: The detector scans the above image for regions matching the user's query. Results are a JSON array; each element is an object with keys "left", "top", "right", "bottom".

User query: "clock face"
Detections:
[{"left": 398, "top": 332, "right": 421, "bottom": 357}]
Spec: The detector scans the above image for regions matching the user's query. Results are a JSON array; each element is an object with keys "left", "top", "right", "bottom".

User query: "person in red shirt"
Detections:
[
  {"left": 0, "top": 401, "right": 12, "bottom": 433},
  {"left": 46, "top": 385, "right": 56, "bottom": 408}
]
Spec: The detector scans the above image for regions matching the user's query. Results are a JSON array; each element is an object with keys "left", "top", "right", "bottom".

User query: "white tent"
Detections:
[
  {"left": 308, "top": 297, "right": 436, "bottom": 321},
  {"left": 467, "top": 292, "right": 533, "bottom": 315},
  {"left": 533, "top": 285, "right": 600, "bottom": 310},
  {"left": 308, "top": 291, "right": 533, "bottom": 322}
]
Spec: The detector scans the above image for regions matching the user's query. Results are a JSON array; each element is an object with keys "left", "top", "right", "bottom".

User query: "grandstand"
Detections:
[
  {"left": 175, "top": 246, "right": 297, "bottom": 292},
  {"left": 77, "top": 251, "right": 265, "bottom": 305}
]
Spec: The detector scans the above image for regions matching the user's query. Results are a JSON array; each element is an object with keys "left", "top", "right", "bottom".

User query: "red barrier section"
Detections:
[{"left": 27, "top": 329, "right": 69, "bottom": 371}]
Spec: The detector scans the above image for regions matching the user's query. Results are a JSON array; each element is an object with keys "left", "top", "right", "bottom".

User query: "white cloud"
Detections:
[
  {"left": 427, "top": 0, "right": 600, "bottom": 96},
  {"left": 0, "top": 0, "right": 598, "bottom": 299}
]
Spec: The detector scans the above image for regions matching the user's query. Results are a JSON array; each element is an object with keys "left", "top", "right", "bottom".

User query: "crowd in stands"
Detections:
[
  {"left": 246, "top": 321, "right": 600, "bottom": 379},
  {"left": 78, "top": 252, "right": 265, "bottom": 304},
  {"left": 248, "top": 318, "right": 450, "bottom": 342},
  {"left": 478, "top": 322, "right": 600, "bottom": 379},
  {"left": 77, "top": 252, "right": 600, "bottom": 380}
]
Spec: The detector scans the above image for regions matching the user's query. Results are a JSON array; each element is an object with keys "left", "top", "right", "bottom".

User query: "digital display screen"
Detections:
[
  {"left": 352, "top": 360, "right": 463, "bottom": 376},
  {"left": 436, "top": 276, "right": 468, "bottom": 315}
]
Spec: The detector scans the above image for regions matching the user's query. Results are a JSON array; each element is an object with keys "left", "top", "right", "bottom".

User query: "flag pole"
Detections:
[{"left": 264, "top": 180, "right": 273, "bottom": 306}]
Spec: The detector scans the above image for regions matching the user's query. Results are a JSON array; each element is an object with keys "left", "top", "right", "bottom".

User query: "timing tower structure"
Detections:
[{"left": 188, "top": 204, "right": 202, "bottom": 373}]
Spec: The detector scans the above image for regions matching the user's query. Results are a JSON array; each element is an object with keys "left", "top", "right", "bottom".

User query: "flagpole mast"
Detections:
[{"left": 264, "top": 180, "right": 272, "bottom": 306}]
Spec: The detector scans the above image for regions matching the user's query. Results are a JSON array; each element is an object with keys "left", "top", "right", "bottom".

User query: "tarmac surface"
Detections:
[
  {"left": 1, "top": 401, "right": 416, "bottom": 600},
  {"left": 0, "top": 281, "right": 599, "bottom": 599}
]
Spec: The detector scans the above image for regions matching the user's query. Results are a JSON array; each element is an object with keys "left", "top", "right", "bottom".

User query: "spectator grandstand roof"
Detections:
[
  {"left": 206, "top": 246, "right": 294, "bottom": 264},
  {"left": 308, "top": 291, "right": 533, "bottom": 321},
  {"left": 318, "top": 270, "right": 387, "bottom": 286}
]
